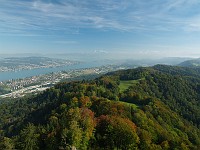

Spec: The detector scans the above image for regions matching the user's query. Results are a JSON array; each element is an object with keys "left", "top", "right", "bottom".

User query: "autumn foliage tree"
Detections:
[{"left": 95, "top": 115, "right": 140, "bottom": 149}]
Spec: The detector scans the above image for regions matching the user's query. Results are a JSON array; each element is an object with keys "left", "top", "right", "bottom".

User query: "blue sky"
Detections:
[{"left": 0, "top": 0, "right": 200, "bottom": 58}]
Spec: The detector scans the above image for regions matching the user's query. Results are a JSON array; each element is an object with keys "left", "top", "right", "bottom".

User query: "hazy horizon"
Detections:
[{"left": 0, "top": 52, "right": 199, "bottom": 60}]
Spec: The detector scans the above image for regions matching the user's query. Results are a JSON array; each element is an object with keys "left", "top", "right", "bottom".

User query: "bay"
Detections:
[{"left": 0, "top": 61, "right": 107, "bottom": 81}]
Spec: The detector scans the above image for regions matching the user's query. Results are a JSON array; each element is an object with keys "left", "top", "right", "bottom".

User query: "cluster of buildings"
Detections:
[
  {"left": 0, "top": 60, "right": 77, "bottom": 72},
  {"left": 0, "top": 65, "right": 127, "bottom": 98}
]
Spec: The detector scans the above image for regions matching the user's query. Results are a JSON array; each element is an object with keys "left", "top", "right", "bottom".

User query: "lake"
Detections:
[{"left": 0, "top": 61, "right": 107, "bottom": 81}]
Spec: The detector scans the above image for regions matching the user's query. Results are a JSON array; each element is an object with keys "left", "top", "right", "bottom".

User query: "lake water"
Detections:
[{"left": 0, "top": 61, "right": 107, "bottom": 81}]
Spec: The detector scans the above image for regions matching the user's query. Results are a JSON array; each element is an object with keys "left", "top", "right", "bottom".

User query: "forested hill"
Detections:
[
  {"left": 0, "top": 65, "right": 200, "bottom": 149},
  {"left": 179, "top": 58, "right": 200, "bottom": 67}
]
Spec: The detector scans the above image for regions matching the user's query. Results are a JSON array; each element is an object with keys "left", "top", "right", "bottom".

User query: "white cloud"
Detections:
[{"left": 1, "top": 0, "right": 200, "bottom": 36}]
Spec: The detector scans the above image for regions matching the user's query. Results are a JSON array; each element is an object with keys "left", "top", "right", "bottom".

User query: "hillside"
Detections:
[
  {"left": 0, "top": 65, "right": 200, "bottom": 149},
  {"left": 179, "top": 58, "right": 200, "bottom": 67},
  {"left": 0, "top": 56, "right": 78, "bottom": 72}
]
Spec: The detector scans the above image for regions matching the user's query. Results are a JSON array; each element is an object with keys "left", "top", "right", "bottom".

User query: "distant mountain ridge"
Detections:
[{"left": 179, "top": 58, "right": 200, "bottom": 67}]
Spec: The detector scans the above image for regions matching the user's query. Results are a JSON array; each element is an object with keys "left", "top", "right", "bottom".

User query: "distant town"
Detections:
[
  {"left": 0, "top": 65, "right": 128, "bottom": 98},
  {"left": 0, "top": 56, "right": 79, "bottom": 72}
]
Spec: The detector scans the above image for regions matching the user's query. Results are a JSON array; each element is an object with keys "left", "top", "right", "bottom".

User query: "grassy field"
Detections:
[
  {"left": 119, "top": 79, "right": 144, "bottom": 92},
  {"left": 119, "top": 100, "right": 138, "bottom": 109}
]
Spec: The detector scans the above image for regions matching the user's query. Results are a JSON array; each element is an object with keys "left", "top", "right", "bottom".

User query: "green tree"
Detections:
[
  {"left": 18, "top": 123, "right": 39, "bottom": 150},
  {"left": 0, "top": 137, "right": 14, "bottom": 150}
]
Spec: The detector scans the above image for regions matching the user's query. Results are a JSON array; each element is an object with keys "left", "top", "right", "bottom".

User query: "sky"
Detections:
[{"left": 0, "top": 0, "right": 200, "bottom": 58}]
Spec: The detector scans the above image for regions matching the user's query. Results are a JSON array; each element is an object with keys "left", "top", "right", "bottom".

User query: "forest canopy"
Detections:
[{"left": 0, "top": 65, "right": 200, "bottom": 149}]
